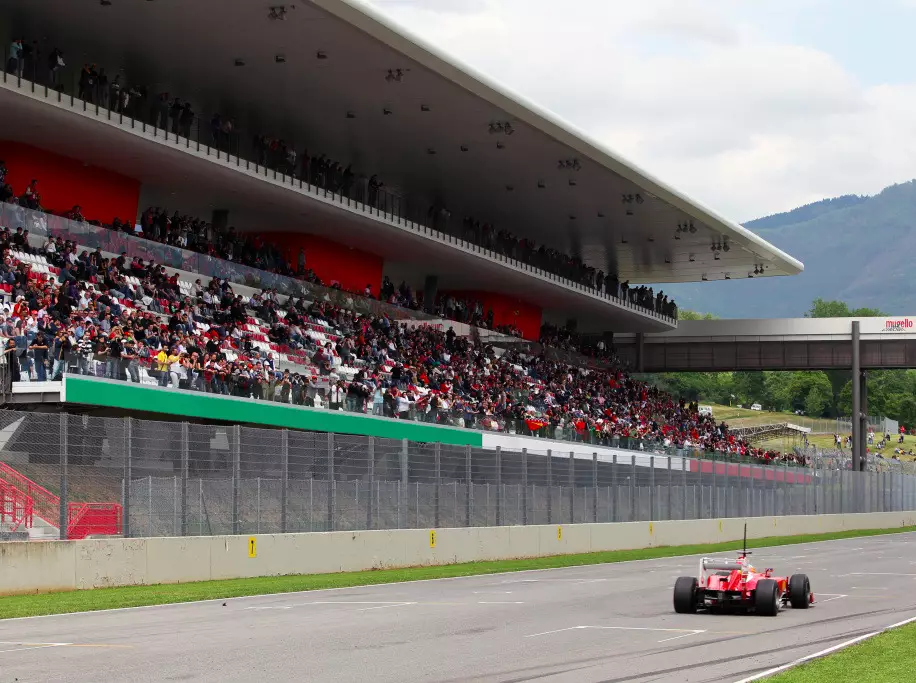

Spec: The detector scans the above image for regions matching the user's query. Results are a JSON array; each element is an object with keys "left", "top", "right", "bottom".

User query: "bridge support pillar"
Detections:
[
  {"left": 860, "top": 371, "right": 868, "bottom": 467},
  {"left": 851, "top": 321, "right": 862, "bottom": 477}
]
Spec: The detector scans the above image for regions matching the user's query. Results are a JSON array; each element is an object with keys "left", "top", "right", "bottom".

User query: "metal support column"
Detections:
[
  {"left": 400, "top": 439, "right": 409, "bottom": 484},
  {"left": 495, "top": 446, "right": 502, "bottom": 526},
  {"left": 711, "top": 460, "right": 717, "bottom": 519},
  {"left": 592, "top": 452, "right": 599, "bottom": 523},
  {"left": 630, "top": 455, "right": 637, "bottom": 522},
  {"left": 281, "top": 430, "right": 289, "bottom": 534},
  {"left": 649, "top": 456, "right": 656, "bottom": 521},
  {"left": 59, "top": 413, "right": 68, "bottom": 540},
  {"left": 180, "top": 422, "right": 189, "bottom": 536},
  {"left": 666, "top": 457, "right": 672, "bottom": 521},
  {"left": 860, "top": 371, "right": 869, "bottom": 470},
  {"left": 123, "top": 417, "right": 132, "bottom": 538},
  {"left": 522, "top": 449, "right": 529, "bottom": 525},
  {"left": 367, "top": 436, "right": 375, "bottom": 531},
  {"left": 434, "top": 441, "right": 442, "bottom": 528},
  {"left": 327, "top": 432, "right": 335, "bottom": 531},
  {"left": 568, "top": 451, "right": 575, "bottom": 524},
  {"left": 546, "top": 450, "right": 553, "bottom": 524},
  {"left": 681, "top": 457, "right": 688, "bottom": 520},
  {"left": 851, "top": 320, "right": 862, "bottom": 475},
  {"left": 611, "top": 454, "right": 618, "bottom": 522},
  {"left": 465, "top": 445, "right": 472, "bottom": 527},
  {"left": 723, "top": 460, "right": 730, "bottom": 519},
  {"left": 782, "top": 462, "right": 789, "bottom": 516},
  {"left": 231, "top": 425, "right": 240, "bottom": 535}
]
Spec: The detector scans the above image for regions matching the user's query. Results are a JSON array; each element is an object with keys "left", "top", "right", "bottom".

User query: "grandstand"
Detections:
[{"left": 0, "top": 0, "right": 810, "bottom": 541}]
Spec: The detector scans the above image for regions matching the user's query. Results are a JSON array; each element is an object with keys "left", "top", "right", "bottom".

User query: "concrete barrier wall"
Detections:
[{"left": 2, "top": 512, "right": 915, "bottom": 595}]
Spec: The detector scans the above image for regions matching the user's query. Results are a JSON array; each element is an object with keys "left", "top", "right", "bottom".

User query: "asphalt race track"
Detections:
[{"left": 2, "top": 532, "right": 916, "bottom": 683}]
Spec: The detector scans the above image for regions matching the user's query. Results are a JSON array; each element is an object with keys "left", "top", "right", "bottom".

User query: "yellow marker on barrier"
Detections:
[
  {"left": 430, "top": 530, "right": 437, "bottom": 548},
  {"left": 718, "top": 520, "right": 723, "bottom": 533},
  {"left": 649, "top": 522, "right": 654, "bottom": 535},
  {"left": 248, "top": 537, "right": 257, "bottom": 558},
  {"left": 557, "top": 526, "right": 562, "bottom": 541}
]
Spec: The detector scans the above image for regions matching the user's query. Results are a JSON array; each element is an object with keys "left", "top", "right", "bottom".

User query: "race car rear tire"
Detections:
[
  {"left": 755, "top": 579, "right": 780, "bottom": 616},
  {"left": 674, "top": 577, "right": 699, "bottom": 614},
  {"left": 788, "top": 574, "right": 810, "bottom": 609}
]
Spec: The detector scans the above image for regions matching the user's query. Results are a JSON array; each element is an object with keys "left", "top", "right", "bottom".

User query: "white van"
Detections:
[
  {"left": 750, "top": 403, "right": 763, "bottom": 411},
  {"left": 698, "top": 406, "right": 713, "bottom": 417}
]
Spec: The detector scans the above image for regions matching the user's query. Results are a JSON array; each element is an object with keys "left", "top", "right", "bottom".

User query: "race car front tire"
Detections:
[
  {"left": 788, "top": 574, "right": 811, "bottom": 609},
  {"left": 755, "top": 579, "right": 780, "bottom": 616},
  {"left": 674, "top": 576, "right": 699, "bottom": 613}
]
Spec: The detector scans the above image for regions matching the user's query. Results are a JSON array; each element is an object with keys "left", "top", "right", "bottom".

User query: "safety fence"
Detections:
[{"left": 0, "top": 410, "right": 914, "bottom": 539}]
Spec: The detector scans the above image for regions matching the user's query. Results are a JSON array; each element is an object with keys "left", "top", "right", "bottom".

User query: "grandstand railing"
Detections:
[
  {"left": 0, "top": 409, "right": 912, "bottom": 541},
  {"left": 0, "top": 63, "right": 676, "bottom": 326},
  {"left": 0, "top": 461, "right": 122, "bottom": 539},
  {"left": 54, "top": 360, "right": 814, "bottom": 467},
  {"left": 0, "top": 479, "right": 33, "bottom": 531}
]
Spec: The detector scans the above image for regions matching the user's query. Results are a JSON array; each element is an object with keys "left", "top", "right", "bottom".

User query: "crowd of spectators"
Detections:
[
  {"left": 5, "top": 36, "right": 678, "bottom": 321},
  {"left": 0, "top": 220, "right": 782, "bottom": 467}
]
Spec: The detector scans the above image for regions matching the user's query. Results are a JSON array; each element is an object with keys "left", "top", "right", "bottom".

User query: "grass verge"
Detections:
[
  {"left": 2, "top": 526, "right": 914, "bottom": 620},
  {"left": 768, "top": 621, "right": 916, "bottom": 683}
]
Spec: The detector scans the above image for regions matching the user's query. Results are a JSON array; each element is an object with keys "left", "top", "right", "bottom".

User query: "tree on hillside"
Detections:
[
  {"left": 678, "top": 310, "right": 718, "bottom": 320},
  {"left": 806, "top": 298, "right": 885, "bottom": 319}
]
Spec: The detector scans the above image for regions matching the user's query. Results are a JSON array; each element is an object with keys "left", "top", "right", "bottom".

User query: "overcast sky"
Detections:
[{"left": 364, "top": 0, "right": 916, "bottom": 222}]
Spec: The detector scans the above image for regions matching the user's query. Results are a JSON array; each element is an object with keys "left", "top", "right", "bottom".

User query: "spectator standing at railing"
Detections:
[
  {"left": 28, "top": 331, "right": 48, "bottom": 381},
  {"left": 47, "top": 48, "right": 64, "bottom": 91},
  {"left": 7, "top": 39, "right": 23, "bottom": 77},
  {"left": 96, "top": 68, "right": 109, "bottom": 109},
  {"left": 50, "top": 329, "right": 71, "bottom": 381}
]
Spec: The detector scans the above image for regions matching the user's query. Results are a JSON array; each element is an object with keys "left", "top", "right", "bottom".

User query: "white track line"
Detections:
[
  {"left": 525, "top": 625, "right": 706, "bottom": 639},
  {"left": 732, "top": 615, "right": 916, "bottom": 683}
]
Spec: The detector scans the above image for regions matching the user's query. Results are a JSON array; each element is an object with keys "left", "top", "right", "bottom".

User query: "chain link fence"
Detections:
[{"left": 1, "top": 410, "right": 915, "bottom": 539}]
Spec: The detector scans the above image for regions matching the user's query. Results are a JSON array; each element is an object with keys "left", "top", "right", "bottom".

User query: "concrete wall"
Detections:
[{"left": 2, "top": 512, "right": 915, "bottom": 595}]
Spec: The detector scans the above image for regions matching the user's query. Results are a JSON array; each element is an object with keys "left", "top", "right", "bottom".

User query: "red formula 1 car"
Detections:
[{"left": 673, "top": 535, "right": 814, "bottom": 616}]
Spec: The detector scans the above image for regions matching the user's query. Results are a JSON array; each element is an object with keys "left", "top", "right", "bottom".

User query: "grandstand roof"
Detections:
[{"left": 3, "top": 0, "right": 803, "bottom": 285}]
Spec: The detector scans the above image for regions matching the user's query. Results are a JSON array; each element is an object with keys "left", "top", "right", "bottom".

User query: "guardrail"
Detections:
[{"left": 0, "top": 479, "right": 33, "bottom": 532}]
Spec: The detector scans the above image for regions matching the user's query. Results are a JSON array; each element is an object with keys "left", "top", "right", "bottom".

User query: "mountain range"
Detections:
[{"left": 663, "top": 180, "right": 916, "bottom": 318}]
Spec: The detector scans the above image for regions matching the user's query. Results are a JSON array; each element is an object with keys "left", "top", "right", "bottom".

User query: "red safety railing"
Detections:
[
  {"left": 0, "top": 462, "right": 122, "bottom": 540},
  {"left": 67, "top": 503, "right": 123, "bottom": 540},
  {"left": 0, "top": 480, "right": 33, "bottom": 532},
  {"left": 0, "top": 462, "right": 58, "bottom": 525}
]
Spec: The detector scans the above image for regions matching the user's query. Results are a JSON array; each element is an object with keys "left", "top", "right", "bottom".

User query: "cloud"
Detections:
[{"left": 365, "top": 0, "right": 916, "bottom": 221}]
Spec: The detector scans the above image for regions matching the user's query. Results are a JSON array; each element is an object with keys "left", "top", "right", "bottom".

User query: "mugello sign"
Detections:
[{"left": 884, "top": 318, "right": 915, "bottom": 332}]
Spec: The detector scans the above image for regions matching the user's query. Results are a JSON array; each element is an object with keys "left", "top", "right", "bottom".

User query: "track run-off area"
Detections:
[{"left": 1, "top": 532, "right": 915, "bottom": 682}]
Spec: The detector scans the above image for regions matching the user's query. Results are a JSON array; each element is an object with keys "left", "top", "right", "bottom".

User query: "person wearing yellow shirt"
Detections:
[{"left": 155, "top": 348, "right": 169, "bottom": 386}]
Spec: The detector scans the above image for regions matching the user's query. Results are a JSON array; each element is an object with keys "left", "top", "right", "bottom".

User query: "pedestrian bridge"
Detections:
[{"left": 616, "top": 317, "right": 916, "bottom": 372}]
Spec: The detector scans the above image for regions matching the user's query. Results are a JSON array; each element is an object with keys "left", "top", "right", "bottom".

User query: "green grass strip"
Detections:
[
  {"left": 2, "top": 526, "right": 914, "bottom": 620},
  {"left": 768, "top": 621, "right": 916, "bottom": 683}
]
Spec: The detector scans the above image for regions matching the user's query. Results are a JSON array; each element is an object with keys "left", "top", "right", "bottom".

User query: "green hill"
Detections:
[{"left": 665, "top": 181, "right": 916, "bottom": 318}]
